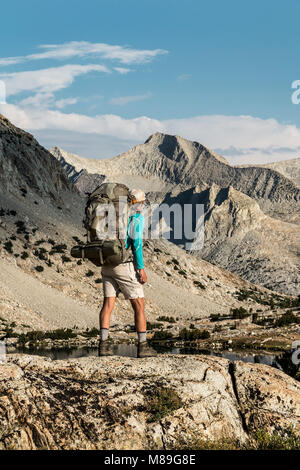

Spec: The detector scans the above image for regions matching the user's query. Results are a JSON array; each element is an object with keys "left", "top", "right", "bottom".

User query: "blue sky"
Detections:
[{"left": 0, "top": 0, "right": 300, "bottom": 163}]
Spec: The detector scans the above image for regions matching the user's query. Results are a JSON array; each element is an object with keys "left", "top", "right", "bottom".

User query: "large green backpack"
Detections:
[{"left": 71, "top": 182, "right": 133, "bottom": 266}]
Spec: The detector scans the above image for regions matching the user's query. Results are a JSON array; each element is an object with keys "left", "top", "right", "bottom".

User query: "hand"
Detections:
[{"left": 138, "top": 269, "right": 147, "bottom": 284}]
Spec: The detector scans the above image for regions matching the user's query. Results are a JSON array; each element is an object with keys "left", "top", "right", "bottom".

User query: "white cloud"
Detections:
[
  {"left": 114, "top": 67, "right": 131, "bottom": 74},
  {"left": 19, "top": 93, "right": 78, "bottom": 110},
  {"left": 110, "top": 92, "right": 152, "bottom": 106},
  {"left": 0, "top": 103, "right": 163, "bottom": 140},
  {"left": 0, "top": 41, "right": 168, "bottom": 66},
  {"left": 0, "top": 64, "right": 110, "bottom": 97},
  {"left": 1, "top": 103, "right": 300, "bottom": 164},
  {"left": 0, "top": 57, "right": 23, "bottom": 66}
]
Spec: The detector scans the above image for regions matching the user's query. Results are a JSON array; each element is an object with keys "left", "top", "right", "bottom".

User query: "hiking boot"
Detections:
[
  {"left": 98, "top": 340, "right": 114, "bottom": 357},
  {"left": 137, "top": 341, "right": 157, "bottom": 358}
]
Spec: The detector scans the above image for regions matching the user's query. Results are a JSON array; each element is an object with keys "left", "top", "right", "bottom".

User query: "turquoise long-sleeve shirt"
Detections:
[{"left": 125, "top": 213, "right": 144, "bottom": 269}]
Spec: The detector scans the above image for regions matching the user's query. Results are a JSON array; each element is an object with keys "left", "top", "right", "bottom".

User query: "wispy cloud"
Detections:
[
  {"left": 0, "top": 41, "right": 168, "bottom": 67},
  {"left": 54, "top": 97, "right": 78, "bottom": 109},
  {"left": 114, "top": 67, "right": 131, "bottom": 74},
  {"left": 177, "top": 74, "right": 191, "bottom": 81},
  {"left": 0, "top": 64, "right": 110, "bottom": 97},
  {"left": 19, "top": 92, "right": 78, "bottom": 110},
  {"left": 110, "top": 92, "right": 152, "bottom": 106}
]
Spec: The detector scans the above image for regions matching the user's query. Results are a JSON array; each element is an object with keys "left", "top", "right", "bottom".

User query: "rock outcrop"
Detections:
[
  {"left": 238, "top": 157, "right": 300, "bottom": 188},
  {"left": 0, "top": 354, "right": 299, "bottom": 450}
]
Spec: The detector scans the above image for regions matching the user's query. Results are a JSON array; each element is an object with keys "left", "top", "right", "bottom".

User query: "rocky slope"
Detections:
[
  {"left": 0, "top": 114, "right": 80, "bottom": 207},
  {"left": 238, "top": 157, "right": 300, "bottom": 188},
  {"left": 159, "top": 184, "right": 300, "bottom": 295},
  {"left": 0, "top": 354, "right": 299, "bottom": 450},
  {"left": 50, "top": 134, "right": 300, "bottom": 220}
]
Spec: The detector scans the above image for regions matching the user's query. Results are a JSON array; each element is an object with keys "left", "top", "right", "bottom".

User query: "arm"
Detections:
[{"left": 130, "top": 214, "right": 144, "bottom": 270}]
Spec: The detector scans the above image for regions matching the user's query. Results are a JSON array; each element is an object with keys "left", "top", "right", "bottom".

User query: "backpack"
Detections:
[{"left": 71, "top": 182, "right": 133, "bottom": 266}]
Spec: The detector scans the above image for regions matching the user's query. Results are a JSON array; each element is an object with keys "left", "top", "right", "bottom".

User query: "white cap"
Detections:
[{"left": 130, "top": 188, "right": 146, "bottom": 203}]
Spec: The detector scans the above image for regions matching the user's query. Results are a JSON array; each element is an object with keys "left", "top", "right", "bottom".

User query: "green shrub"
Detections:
[
  {"left": 157, "top": 316, "right": 176, "bottom": 323},
  {"left": 50, "top": 244, "right": 67, "bottom": 254},
  {"left": 179, "top": 328, "right": 210, "bottom": 340},
  {"left": 34, "top": 239, "right": 46, "bottom": 246},
  {"left": 147, "top": 321, "right": 163, "bottom": 330},
  {"left": 4, "top": 241, "right": 13, "bottom": 253},
  {"left": 178, "top": 270, "right": 187, "bottom": 277},
  {"left": 210, "top": 314, "right": 220, "bottom": 322},
  {"left": 35, "top": 265, "right": 44, "bottom": 272},
  {"left": 275, "top": 311, "right": 300, "bottom": 327},
  {"left": 85, "top": 270, "right": 94, "bottom": 277},
  {"left": 230, "top": 307, "right": 250, "bottom": 319},
  {"left": 150, "top": 330, "right": 174, "bottom": 341},
  {"left": 61, "top": 255, "right": 72, "bottom": 263},
  {"left": 18, "top": 328, "right": 77, "bottom": 344},
  {"left": 193, "top": 280, "right": 206, "bottom": 289}
]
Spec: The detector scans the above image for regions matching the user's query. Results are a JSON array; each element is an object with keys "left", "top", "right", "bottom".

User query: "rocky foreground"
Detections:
[{"left": 0, "top": 354, "right": 299, "bottom": 450}]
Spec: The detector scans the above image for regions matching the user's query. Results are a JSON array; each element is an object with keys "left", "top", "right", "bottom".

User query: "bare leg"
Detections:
[
  {"left": 100, "top": 297, "right": 116, "bottom": 329},
  {"left": 130, "top": 298, "right": 146, "bottom": 332}
]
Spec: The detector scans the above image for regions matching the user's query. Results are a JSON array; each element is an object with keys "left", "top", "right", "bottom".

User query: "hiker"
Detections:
[{"left": 98, "top": 188, "right": 157, "bottom": 358}]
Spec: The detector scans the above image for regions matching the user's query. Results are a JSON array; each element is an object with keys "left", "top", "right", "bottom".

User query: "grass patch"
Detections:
[
  {"left": 169, "top": 427, "right": 300, "bottom": 450},
  {"left": 253, "top": 428, "right": 300, "bottom": 450},
  {"left": 144, "top": 387, "right": 183, "bottom": 422},
  {"left": 83, "top": 327, "right": 99, "bottom": 338}
]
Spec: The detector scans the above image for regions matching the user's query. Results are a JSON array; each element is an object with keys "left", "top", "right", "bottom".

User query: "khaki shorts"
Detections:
[{"left": 101, "top": 261, "right": 144, "bottom": 300}]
